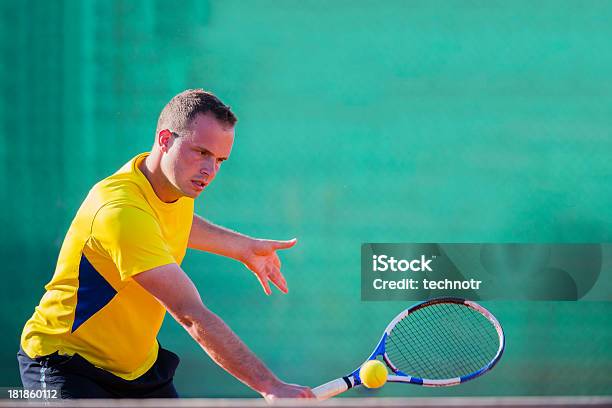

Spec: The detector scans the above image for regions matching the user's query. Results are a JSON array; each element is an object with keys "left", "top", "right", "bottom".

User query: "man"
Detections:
[{"left": 18, "top": 89, "right": 315, "bottom": 400}]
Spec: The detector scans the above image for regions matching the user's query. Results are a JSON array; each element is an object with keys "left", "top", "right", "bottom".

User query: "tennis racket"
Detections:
[{"left": 313, "top": 297, "right": 505, "bottom": 400}]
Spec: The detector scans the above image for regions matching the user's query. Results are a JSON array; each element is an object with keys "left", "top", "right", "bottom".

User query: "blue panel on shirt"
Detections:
[{"left": 72, "top": 254, "right": 117, "bottom": 332}]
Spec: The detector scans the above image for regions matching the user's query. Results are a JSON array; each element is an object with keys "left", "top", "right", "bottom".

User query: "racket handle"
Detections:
[{"left": 312, "top": 377, "right": 351, "bottom": 400}]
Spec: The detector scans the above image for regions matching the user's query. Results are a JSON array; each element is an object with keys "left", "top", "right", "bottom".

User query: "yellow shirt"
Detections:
[{"left": 21, "top": 153, "right": 194, "bottom": 380}]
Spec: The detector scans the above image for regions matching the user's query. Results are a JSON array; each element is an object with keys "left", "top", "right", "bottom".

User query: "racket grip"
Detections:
[{"left": 312, "top": 377, "right": 351, "bottom": 400}]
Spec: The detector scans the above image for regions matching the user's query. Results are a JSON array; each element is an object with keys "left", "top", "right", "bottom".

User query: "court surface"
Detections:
[{"left": 1, "top": 397, "right": 611, "bottom": 408}]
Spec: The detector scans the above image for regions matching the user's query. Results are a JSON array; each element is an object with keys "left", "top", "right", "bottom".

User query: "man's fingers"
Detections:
[
  {"left": 268, "top": 265, "right": 288, "bottom": 294},
  {"left": 253, "top": 265, "right": 287, "bottom": 295},
  {"left": 272, "top": 253, "right": 281, "bottom": 269},
  {"left": 301, "top": 388, "right": 316, "bottom": 398},
  {"left": 269, "top": 238, "right": 297, "bottom": 250},
  {"left": 255, "top": 272, "right": 272, "bottom": 296}
]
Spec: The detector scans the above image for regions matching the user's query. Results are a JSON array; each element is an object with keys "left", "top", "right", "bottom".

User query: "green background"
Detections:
[{"left": 1, "top": 0, "right": 611, "bottom": 397}]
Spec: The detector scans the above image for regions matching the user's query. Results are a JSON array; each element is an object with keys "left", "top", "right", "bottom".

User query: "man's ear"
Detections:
[{"left": 158, "top": 129, "right": 173, "bottom": 152}]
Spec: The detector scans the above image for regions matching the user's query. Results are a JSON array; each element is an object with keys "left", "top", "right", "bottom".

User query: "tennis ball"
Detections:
[{"left": 359, "top": 360, "right": 388, "bottom": 389}]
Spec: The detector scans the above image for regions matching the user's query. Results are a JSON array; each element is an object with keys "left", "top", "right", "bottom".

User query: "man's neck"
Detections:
[{"left": 139, "top": 154, "right": 180, "bottom": 203}]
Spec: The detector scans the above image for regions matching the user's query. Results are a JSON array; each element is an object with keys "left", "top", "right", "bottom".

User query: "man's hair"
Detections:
[{"left": 156, "top": 88, "right": 237, "bottom": 134}]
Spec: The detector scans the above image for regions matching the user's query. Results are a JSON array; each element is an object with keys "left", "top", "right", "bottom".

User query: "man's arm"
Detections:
[
  {"left": 188, "top": 214, "right": 254, "bottom": 260},
  {"left": 188, "top": 214, "right": 297, "bottom": 295},
  {"left": 133, "top": 263, "right": 314, "bottom": 400}
]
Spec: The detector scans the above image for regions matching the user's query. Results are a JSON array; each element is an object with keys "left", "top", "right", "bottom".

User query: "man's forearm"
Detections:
[
  {"left": 179, "top": 306, "right": 281, "bottom": 394},
  {"left": 188, "top": 215, "right": 252, "bottom": 261}
]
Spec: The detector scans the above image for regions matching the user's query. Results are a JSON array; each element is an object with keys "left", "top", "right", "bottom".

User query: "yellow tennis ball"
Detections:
[{"left": 359, "top": 360, "right": 388, "bottom": 389}]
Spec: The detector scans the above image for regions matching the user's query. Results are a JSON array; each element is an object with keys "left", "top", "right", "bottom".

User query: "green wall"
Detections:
[{"left": 1, "top": 0, "right": 610, "bottom": 397}]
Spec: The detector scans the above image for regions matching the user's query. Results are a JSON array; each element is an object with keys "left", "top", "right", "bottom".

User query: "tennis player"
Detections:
[{"left": 18, "top": 89, "right": 315, "bottom": 400}]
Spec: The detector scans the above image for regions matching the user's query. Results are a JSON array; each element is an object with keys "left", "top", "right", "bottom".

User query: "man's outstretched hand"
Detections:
[{"left": 241, "top": 238, "right": 297, "bottom": 295}]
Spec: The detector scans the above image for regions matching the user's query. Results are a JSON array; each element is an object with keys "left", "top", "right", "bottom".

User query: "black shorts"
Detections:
[{"left": 17, "top": 345, "right": 180, "bottom": 399}]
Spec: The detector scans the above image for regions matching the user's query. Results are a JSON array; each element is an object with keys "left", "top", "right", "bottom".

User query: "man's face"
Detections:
[{"left": 160, "top": 113, "right": 234, "bottom": 200}]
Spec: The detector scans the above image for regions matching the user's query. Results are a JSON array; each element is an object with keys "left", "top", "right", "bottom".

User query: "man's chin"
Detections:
[
  {"left": 173, "top": 181, "right": 206, "bottom": 199},
  {"left": 181, "top": 188, "right": 203, "bottom": 199}
]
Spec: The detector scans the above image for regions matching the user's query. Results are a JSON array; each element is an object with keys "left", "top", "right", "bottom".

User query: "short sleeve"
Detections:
[{"left": 92, "top": 205, "right": 176, "bottom": 280}]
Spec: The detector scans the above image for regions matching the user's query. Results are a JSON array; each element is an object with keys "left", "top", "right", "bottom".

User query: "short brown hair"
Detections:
[{"left": 156, "top": 89, "right": 237, "bottom": 134}]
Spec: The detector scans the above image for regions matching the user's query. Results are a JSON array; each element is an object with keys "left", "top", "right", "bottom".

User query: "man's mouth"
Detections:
[{"left": 191, "top": 180, "right": 207, "bottom": 191}]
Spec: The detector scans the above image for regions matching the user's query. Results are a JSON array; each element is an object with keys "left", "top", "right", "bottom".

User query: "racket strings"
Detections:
[
  {"left": 394, "top": 304, "right": 498, "bottom": 378},
  {"left": 389, "top": 307, "right": 476, "bottom": 377},
  {"left": 385, "top": 302, "right": 499, "bottom": 380},
  {"left": 387, "top": 304, "right": 498, "bottom": 379},
  {"left": 387, "top": 306, "right": 482, "bottom": 379}
]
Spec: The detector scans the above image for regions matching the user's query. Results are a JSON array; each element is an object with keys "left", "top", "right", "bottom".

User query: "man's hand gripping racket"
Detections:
[{"left": 313, "top": 297, "right": 505, "bottom": 400}]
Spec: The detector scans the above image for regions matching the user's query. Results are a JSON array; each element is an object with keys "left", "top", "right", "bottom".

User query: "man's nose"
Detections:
[{"left": 200, "top": 159, "right": 215, "bottom": 179}]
